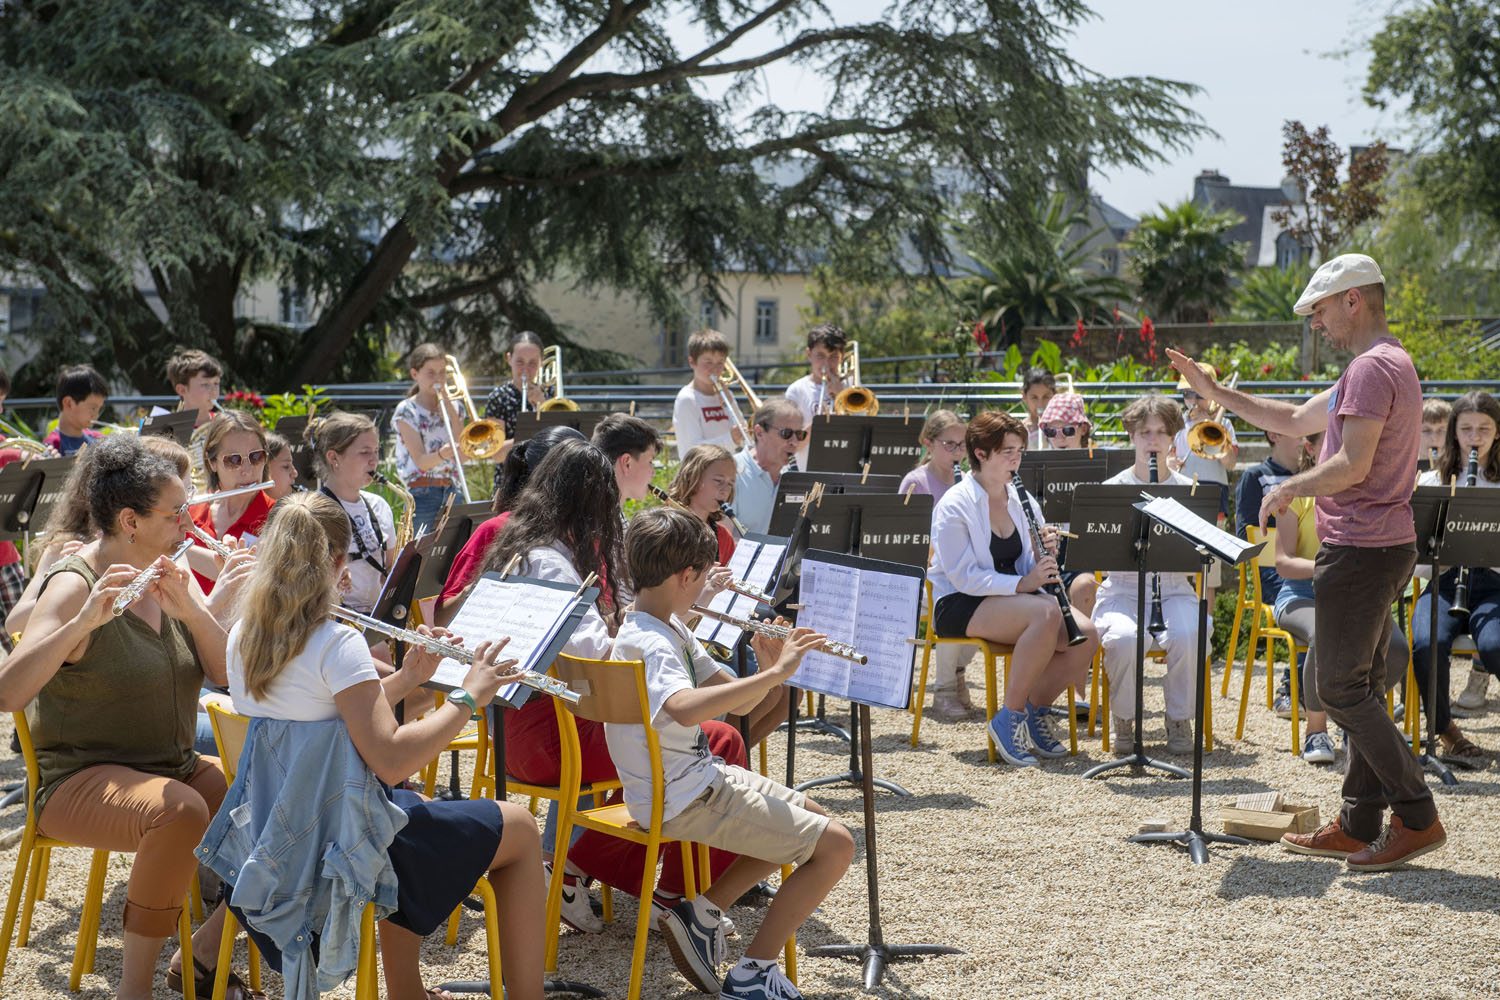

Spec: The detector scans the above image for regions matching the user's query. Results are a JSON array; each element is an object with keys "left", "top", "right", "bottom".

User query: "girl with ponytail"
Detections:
[{"left": 227, "top": 492, "right": 545, "bottom": 1000}]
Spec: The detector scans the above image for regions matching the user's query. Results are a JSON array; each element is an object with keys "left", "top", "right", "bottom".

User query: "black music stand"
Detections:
[
  {"left": 794, "top": 550, "right": 960, "bottom": 988},
  {"left": 0, "top": 462, "right": 42, "bottom": 540},
  {"left": 804, "top": 413, "right": 927, "bottom": 479},
  {"left": 1119, "top": 494, "right": 1261, "bottom": 864},
  {"left": 139, "top": 410, "right": 197, "bottom": 445},
  {"left": 511, "top": 410, "right": 606, "bottom": 444},
  {"left": 783, "top": 493, "right": 931, "bottom": 798},
  {"left": 1019, "top": 449, "right": 1133, "bottom": 522},
  {"left": 766, "top": 471, "right": 902, "bottom": 537},
  {"left": 1073, "top": 484, "right": 1220, "bottom": 782},
  {"left": 1411, "top": 486, "right": 1500, "bottom": 785}
]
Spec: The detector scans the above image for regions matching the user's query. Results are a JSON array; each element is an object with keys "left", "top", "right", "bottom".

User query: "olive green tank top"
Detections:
[{"left": 27, "top": 554, "right": 203, "bottom": 815}]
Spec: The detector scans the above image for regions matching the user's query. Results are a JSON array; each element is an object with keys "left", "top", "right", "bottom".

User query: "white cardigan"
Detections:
[{"left": 928, "top": 474, "right": 1046, "bottom": 604}]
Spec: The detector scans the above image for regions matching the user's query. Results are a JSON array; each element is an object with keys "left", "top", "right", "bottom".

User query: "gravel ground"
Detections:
[{"left": 2, "top": 654, "right": 1497, "bottom": 1000}]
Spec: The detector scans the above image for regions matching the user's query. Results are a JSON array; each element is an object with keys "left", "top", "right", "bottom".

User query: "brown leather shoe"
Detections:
[
  {"left": 1281, "top": 817, "right": 1367, "bottom": 859},
  {"left": 1346, "top": 815, "right": 1447, "bottom": 872}
]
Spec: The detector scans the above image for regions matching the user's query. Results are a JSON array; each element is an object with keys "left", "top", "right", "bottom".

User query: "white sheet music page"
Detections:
[
  {"left": 435, "top": 577, "right": 577, "bottom": 702},
  {"left": 1138, "top": 494, "right": 1259, "bottom": 564},
  {"left": 791, "top": 556, "right": 919, "bottom": 710},
  {"left": 692, "top": 540, "right": 786, "bottom": 651}
]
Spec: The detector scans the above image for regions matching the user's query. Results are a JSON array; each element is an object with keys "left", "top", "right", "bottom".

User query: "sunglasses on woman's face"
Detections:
[
  {"left": 219, "top": 450, "right": 267, "bottom": 468},
  {"left": 772, "top": 427, "right": 809, "bottom": 441},
  {"left": 1043, "top": 425, "right": 1078, "bottom": 439}
]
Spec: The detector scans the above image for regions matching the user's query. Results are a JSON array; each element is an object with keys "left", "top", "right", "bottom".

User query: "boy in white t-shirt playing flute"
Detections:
[{"left": 606, "top": 507, "right": 854, "bottom": 1000}]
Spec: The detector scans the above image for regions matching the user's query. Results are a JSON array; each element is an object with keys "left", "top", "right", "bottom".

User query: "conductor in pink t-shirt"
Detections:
[{"left": 1168, "top": 254, "right": 1445, "bottom": 873}]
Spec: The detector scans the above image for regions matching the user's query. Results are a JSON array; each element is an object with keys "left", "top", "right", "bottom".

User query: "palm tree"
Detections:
[
  {"left": 955, "top": 193, "right": 1132, "bottom": 344},
  {"left": 1229, "top": 264, "right": 1313, "bottom": 322},
  {"left": 1129, "top": 200, "right": 1248, "bottom": 322}
]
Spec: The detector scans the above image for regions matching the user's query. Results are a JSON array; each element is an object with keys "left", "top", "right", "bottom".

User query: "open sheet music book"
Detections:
[
  {"left": 1136, "top": 494, "right": 1264, "bottom": 566},
  {"left": 693, "top": 535, "right": 787, "bottom": 653},
  {"left": 790, "top": 549, "right": 922, "bottom": 711},
  {"left": 434, "top": 573, "right": 597, "bottom": 706}
]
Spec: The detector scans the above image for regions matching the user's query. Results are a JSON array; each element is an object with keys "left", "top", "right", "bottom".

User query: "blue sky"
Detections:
[{"left": 664, "top": 0, "right": 1410, "bottom": 220}]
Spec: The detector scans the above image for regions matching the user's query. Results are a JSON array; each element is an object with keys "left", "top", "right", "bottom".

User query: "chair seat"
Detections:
[
  {"left": 506, "top": 778, "right": 622, "bottom": 801},
  {"left": 573, "top": 802, "right": 648, "bottom": 839}
]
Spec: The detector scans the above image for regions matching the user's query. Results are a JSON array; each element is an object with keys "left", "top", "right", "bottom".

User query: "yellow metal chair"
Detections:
[
  {"left": 0, "top": 712, "right": 197, "bottom": 994},
  {"left": 911, "top": 581, "right": 1011, "bottom": 752},
  {"left": 1234, "top": 527, "right": 1307, "bottom": 753},
  {"left": 1220, "top": 553, "right": 1257, "bottom": 697},
  {"left": 549, "top": 652, "right": 794, "bottom": 1000},
  {"left": 205, "top": 704, "right": 394, "bottom": 1000}
]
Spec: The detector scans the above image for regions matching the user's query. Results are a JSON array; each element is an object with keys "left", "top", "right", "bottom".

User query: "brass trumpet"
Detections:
[
  {"left": 1186, "top": 372, "right": 1238, "bottom": 460},
  {"left": 537, "top": 345, "right": 579, "bottom": 412},
  {"left": 833, "top": 341, "right": 879, "bottom": 415}
]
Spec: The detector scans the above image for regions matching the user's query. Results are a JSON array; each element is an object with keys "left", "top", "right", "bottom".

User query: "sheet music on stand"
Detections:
[
  {"left": 693, "top": 533, "right": 788, "bottom": 652},
  {"left": 435, "top": 571, "right": 600, "bottom": 708},
  {"left": 1135, "top": 494, "right": 1263, "bottom": 565},
  {"left": 790, "top": 549, "right": 922, "bottom": 712}
]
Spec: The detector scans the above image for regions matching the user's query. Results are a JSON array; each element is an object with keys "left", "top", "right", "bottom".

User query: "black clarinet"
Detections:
[
  {"left": 953, "top": 460, "right": 963, "bottom": 483},
  {"left": 1449, "top": 446, "right": 1480, "bottom": 625},
  {"left": 1011, "top": 472, "right": 1088, "bottom": 647},
  {"left": 1147, "top": 452, "right": 1167, "bottom": 637}
]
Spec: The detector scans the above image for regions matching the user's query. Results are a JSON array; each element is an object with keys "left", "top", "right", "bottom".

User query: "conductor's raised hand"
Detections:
[
  {"left": 1018, "top": 554, "right": 1060, "bottom": 593},
  {"left": 460, "top": 636, "right": 520, "bottom": 705},
  {"left": 1165, "top": 349, "right": 1215, "bottom": 398}
]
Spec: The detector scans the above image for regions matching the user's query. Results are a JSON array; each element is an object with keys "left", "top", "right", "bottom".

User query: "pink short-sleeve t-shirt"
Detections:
[{"left": 1315, "top": 337, "right": 1420, "bottom": 547}]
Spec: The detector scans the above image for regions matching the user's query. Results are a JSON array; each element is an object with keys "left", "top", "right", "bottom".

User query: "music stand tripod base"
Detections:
[
  {"left": 793, "top": 703, "right": 911, "bottom": 798},
  {"left": 1081, "top": 747, "right": 1190, "bottom": 781},
  {"left": 1126, "top": 827, "right": 1251, "bottom": 866},
  {"left": 805, "top": 942, "right": 965, "bottom": 992}
]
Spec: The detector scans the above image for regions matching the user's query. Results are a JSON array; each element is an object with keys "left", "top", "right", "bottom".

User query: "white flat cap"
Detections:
[{"left": 1293, "top": 253, "right": 1385, "bottom": 315}]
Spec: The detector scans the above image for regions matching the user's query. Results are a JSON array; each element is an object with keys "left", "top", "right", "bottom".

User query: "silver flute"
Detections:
[
  {"left": 689, "top": 605, "right": 868, "bottom": 663},
  {"left": 112, "top": 539, "right": 195, "bottom": 616},
  {"left": 187, "top": 522, "right": 235, "bottom": 558},
  {"left": 722, "top": 578, "right": 773, "bottom": 605},
  {"left": 191, "top": 481, "right": 275, "bottom": 506},
  {"left": 328, "top": 605, "right": 581, "bottom": 705}
]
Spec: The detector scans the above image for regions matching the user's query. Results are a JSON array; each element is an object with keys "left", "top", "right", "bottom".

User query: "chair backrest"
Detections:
[
  {"left": 206, "top": 703, "right": 252, "bottom": 785},
  {"left": 1243, "top": 525, "right": 1277, "bottom": 606},
  {"left": 550, "top": 653, "right": 666, "bottom": 828}
]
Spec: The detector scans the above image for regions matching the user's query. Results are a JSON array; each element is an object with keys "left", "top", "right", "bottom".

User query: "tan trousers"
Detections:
[{"left": 38, "top": 756, "right": 226, "bottom": 936}]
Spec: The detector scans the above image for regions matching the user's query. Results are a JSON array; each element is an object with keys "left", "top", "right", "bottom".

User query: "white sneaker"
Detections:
[
  {"left": 1111, "top": 716, "right": 1136, "bottom": 756},
  {"left": 930, "top": 688, "right": 968, "bottom": 721},
  {"left": 1456, "top": 668, "right": 1491, "bottom": 710},
  {"left": 1302, "top": 730, "right": 1336, "bottom": 765},
  {"left": 1165, "top": 717, "right": 1194, "bottom": 755},
  {"left": 545, "top": 861, "right": 603, "bottom": 934}
]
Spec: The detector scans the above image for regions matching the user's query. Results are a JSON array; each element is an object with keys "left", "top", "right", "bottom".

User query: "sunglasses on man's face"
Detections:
[
  {"left": 772, "top": 427, "right": 809, "bottom": 441},
  {"left": 1043, "top": 425, "right": 1078, "bottom": 439},
  {"left": 219, "top": 450, "right": 267, "bottom": 468}
]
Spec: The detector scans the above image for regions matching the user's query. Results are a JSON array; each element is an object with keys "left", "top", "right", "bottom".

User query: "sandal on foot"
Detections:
[
  {"left": 165, "top": 955, "right": 266, "bottom": 1000},
  {"left": 1439, "top": 729, "right": 1484, "bottom": 768}
]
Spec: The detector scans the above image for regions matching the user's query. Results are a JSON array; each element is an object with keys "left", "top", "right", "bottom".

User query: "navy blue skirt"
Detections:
[{"left": 386, "top": 788, "right": 504, "bottom": 936}]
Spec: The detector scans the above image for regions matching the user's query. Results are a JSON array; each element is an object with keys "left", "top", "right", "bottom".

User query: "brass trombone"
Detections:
[
  {"left": 537, "top": 345, "right": 579, "bottom": 412},
  {"left": 1186, "top": 372, "right": 1238, "bottom": 460},
  {"left": 833, "top": 340, "right": 879, "bottom": 415},
  {"left": 442, "top": 355, "right": 507, "bottom": 467},
  {"left": 716, "top": 356, "right": 762, "bottom": 447}
]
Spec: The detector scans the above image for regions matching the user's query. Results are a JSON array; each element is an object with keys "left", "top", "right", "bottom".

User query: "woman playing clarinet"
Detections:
[{"left": 928, "top": 411, "right": 1099, "bottom": 767}]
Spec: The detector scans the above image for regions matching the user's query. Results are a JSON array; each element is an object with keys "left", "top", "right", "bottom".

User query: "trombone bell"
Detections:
[
  {"left": 459, "top": 418, "right": 507, "bottom": 460},
  {"left": 1187, "top": 420, "right": 1231, "bottom": 460},
  {"left": 833, "top": 385, "right": 879, "bottom": 415}
]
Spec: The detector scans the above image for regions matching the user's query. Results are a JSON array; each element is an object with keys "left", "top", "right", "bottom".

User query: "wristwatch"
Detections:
[{"left": 449, "top": 688, "right": 480, "bottom": 715}]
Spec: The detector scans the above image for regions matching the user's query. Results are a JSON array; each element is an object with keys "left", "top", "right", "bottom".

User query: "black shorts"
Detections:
[{"left": 933, "top": 592, "right": 986, "bottom": 639}]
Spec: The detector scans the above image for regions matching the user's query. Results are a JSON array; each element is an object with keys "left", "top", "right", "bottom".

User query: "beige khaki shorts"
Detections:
[{"left": 660, "top": 764, "right": 829, "bottom": 867}]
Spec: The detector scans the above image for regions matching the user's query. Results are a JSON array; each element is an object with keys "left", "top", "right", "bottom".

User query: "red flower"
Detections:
[
  {"left": 1260, "top": 363, "right": 1274, "bottom": 375},
  {"left": 1300, "top": 373, "right": 1311, "bottom": 381},
  {"left": 972, "top": 319, "right": 989, "bottom": 351},
  {"left": 1071, "top": 317, "right": 1086, "bottom": 348}
]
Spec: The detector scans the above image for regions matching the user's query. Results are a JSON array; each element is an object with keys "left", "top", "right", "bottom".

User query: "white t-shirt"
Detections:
[
  {"left": 520, "top": 542, "right": 612, "bottom": 660},
  {"left": 604, "top": 611, "right": 728, "bottom": 825},
  {"left": 1174, "top": 414, "right": 1238, "bottom": 486},
  {"left": 334, "top": 490, "right": 395, "bottom": 614},
  {"left": 783, "top": 375, "right": 822, "bottom": 470},
  {"left": 1095, "top": 464, "right": 1198, "bottom": 606},
  {"left": 227, "top": 619, "right": 381, "bottom": 721},
  {"left": 393, "top": 396, "right": 462, "bottom": 484},
  {"left": 672, "top": 383, "right": 738, "bottom": 459}
]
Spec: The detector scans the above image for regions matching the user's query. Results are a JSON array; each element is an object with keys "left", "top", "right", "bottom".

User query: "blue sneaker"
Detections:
[
  {"left": 987, "top": 707, "right": 1039, "bottom": 767},
  {"left": 720, "top": 960, "right": 801, "bottom": 999},
  {"left": 655, "top": 893, "right": 726, "bottom": 993},
  {"left": 1025, "top": 703, "right": 1068, "bottom": 758}
]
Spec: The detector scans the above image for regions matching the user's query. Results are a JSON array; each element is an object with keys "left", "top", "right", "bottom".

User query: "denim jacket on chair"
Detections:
[{"left": 196, "top": 718, "right": 407, "bottom": 1000}]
